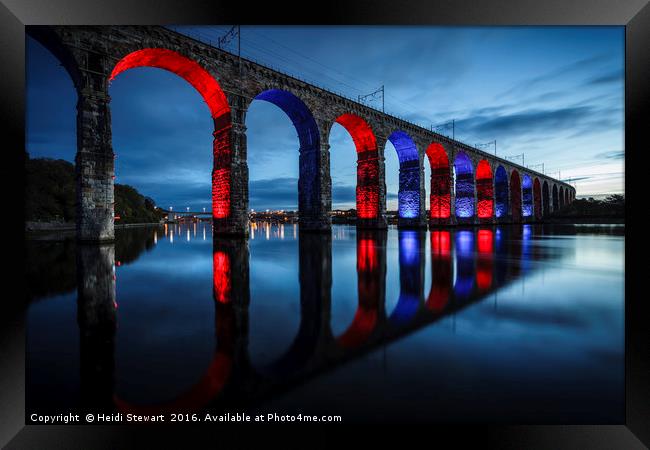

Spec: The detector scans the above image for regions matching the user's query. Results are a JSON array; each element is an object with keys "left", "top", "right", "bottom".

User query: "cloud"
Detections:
[
  {"left": 456, "top": 106, "right": 597, "bottom": 138},
  {"left": 594, "top": 150, "right": 624, "bottom": 160},
  {"left": 587, "top": 71, "right": 623, "bottom": 85},
  {"left": 562, "top": 176, "right": 591, "bottom": 182},
  {"left": 499, "top": 54, "right": 611, "bottom": 98}
]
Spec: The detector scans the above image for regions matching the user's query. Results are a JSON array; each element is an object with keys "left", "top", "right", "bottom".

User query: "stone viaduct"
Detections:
[{"left": 27, "top": 25, "right": 576, "bottom": 241}]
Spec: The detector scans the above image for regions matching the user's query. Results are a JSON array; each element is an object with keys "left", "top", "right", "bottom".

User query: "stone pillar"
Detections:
[
  {"left": 214, "top": 94, "right": 249, "bottom": 236},
  {"left": 299, "top": 120, "right": 331, "bottom": 232},
  {"left": 358, "top": 136, "right": 387, "bottom": 229},
  {"left": 397, "top": 159, "right": 427, "bottom": 229},
  {"left": 77, "top": 243, "right": 116, "bottom": 409},
  {"left": 76, "top": 89, "right": 115, "bottom": 242},
  {"left": 417, "top": 151, "right": 427, "bottom": 227},
  {"left": 449, "top": 147, "right": 457, "bottom": 225},
  {"left": 377, "top": 137, "right": 388, "bottom": 229}
]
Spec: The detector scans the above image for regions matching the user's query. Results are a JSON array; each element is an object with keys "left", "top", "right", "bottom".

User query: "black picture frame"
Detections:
[{"left": 2, "top": 0, "right": 647, "bottom": 447}]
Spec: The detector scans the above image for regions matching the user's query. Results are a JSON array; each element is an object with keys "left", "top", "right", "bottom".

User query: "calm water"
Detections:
[{"left": 26, "top": 223, "right": 625, "bottom": 423}]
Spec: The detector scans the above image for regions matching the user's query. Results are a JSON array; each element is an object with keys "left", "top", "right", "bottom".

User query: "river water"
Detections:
[{"left": 26, "top": 223, "right": 624, "bottom": 423}]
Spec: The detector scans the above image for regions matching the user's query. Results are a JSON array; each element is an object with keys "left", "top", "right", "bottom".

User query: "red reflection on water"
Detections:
[
  {"left": 476, "top": 229, "right": 494, "bottom": 292},
  {"left": 337, "top": 236, "right": 381, "bottom": 348},
  {"left": 113, "top": 297, "right": 235, "bottom": 414},
  {"left": 213, "top": 251, "right": 231, "bottom": 304},
  {"left": 426, "top": 230, "right": 451, "bottom": 311}
]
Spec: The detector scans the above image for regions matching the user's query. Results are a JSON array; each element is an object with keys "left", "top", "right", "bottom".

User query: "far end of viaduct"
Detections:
[{"left": 26, "top": 25, "right": 576, "bottom": 241}]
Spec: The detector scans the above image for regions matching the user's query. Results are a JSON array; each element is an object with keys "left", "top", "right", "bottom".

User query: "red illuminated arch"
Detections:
[
  {"left": 334, "top": 114, "right": 379, "bottom": 220},
  {"left": 109, "top": 48, "right": 232, "bottom": 220},
  {"left": 476, "top": 160, "right": 494, "bottom": 219},
  {"left": 510, "top": 170, "right": 522, "bottom": 222},
  {"left": 426, "top": 143, "right": 451, "bottom": 219}
]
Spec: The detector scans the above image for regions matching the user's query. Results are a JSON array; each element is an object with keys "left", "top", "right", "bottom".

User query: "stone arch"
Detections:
[
  {"left": 109, "top": 48, "right": 232, "bottom": 220},
  {"left": 543, "top": 180, "right": 550, "bottom": 216},
  {"left": 454, "top": 151, "right": 475, "bottom": 218},
  {"left": 564, "top": 188, "right": 569, "bottom": 206},
  {"left": 386, "top": 130, "right": 420, "bottom": 220},
  {"left": 248, "top": 89, "right": 321, "bottom": 225},
  {"left": 522, "top": 174, "right": 533, "bottom": 218},
  {"left": 494, "top": 165, "right": 509, "bottom": 218},
  {"left": 426, "top": 143, "right": 451, "bottom": 219},
  {"left": 332, "top": 114, "right": 380, "bottom": 220},
  {"left": 533, "top": 178, "right": 542, "bottom": 220},
  {"left": 552, "top": 184, "right": 559, "bottom": 211},
  {"left": 510, "top": 170, "right": 522, "bottom": 222},
  {"left": 559, "top": 186, "right": 565, "bottom": 209},
  {"left": 26, "top": 27, "right": 84, "bottom": 91},
  {"left": 476, "top": 159, "right": 494, "bottom": 219}
]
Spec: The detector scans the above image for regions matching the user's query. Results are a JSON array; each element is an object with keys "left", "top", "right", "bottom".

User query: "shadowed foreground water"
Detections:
[{"left": 26, "top": 223, "right": 624, "bottom": 423}]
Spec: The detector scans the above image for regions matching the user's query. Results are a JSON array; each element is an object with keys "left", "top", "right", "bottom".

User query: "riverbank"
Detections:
[
  {"left": 26, "top": 222, "right": 163, "bottom": 241},
  {"left": 542, "top": 217, "right": 624, "bottom": 224}
]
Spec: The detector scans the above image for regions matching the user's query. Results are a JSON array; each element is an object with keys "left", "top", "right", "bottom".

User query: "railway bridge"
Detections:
[{"left": 27, "top": 25, "right": 575, "bottom": 241}]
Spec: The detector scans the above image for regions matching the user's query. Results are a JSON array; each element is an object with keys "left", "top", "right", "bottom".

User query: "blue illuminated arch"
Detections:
[
  {"left": 522, "top": 174, "right": 533, "bottom": 217},
  {"left": 494, "top": 165, "right": 508, "bottom": 218},
  {"left": 454, "top": 152, "right": 475, "bottom": 218},
  {"left": 253, "top": 89, "right": 321, "bottom": 220},
  {"left": 387, "top": 130, "right": 420, "bottom": 219}
]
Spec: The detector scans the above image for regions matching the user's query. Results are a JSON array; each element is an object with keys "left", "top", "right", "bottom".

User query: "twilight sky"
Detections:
[{"left": 26, "top": 26, "right": 624, "bottom": 211}]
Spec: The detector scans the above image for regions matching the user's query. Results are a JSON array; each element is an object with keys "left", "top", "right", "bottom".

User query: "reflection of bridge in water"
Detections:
[{"left": 77, "top": 226, "right": 555, "bottom": 413}]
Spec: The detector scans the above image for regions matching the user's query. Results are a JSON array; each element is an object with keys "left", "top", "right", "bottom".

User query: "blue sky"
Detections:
[{"left": 26, "top": 26, "right": 624, "bottom": 211}]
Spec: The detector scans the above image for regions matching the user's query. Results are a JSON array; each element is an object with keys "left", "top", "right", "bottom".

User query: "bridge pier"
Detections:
[
  {"left": 76, "top": 89, "right": 115, "bottom": 242},
  {"left": 298, "top": 130, "right": 332, "bottom": 232},
  {"left": 397, "top": 157, "right": 427, "bottom": 229},
  {"left": 214, "top": 94, "right": 250, "bottom": 237}
]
